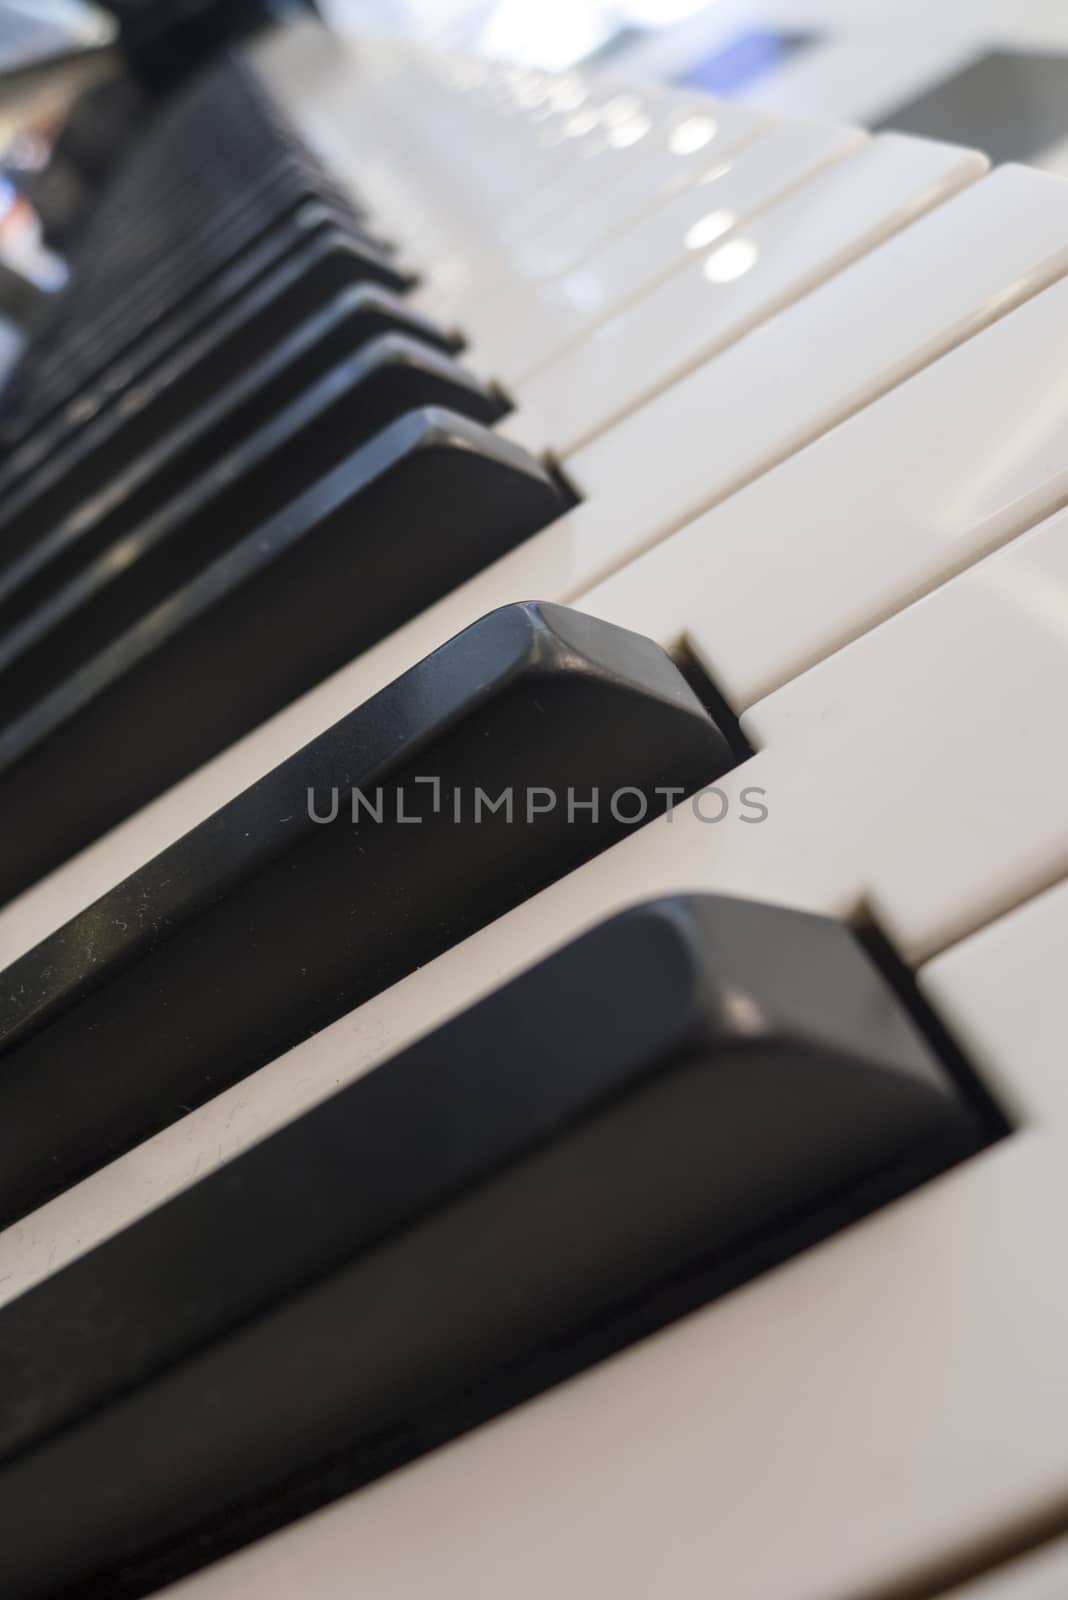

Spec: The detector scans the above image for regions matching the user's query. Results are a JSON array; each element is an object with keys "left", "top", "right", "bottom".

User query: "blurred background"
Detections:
[{"left": 5, "top": 0, "right": 1068, "bottom": 369}]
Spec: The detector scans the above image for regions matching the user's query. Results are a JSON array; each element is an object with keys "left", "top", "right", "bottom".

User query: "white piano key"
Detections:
[
  {"left": 6, "top": 31, "right": 1068, "bottom": 1596},
  {"left": 496, "top": 105, "right": 769, "bottom": 285},
  {"left": 414, "top": 96, "right": 772, "bottom": 337},
  {"left": 254, "top": 38, "right": 632, "bottom": 311},
  {"left": 477, "top": 118, "right": 865, "bottom": 386},
  {"left": 578, "top": 265, "right": 1068, "bottom": 711},
  {"left": 493, "top": 88, "right": 767, "bottom": 251},
  {"left": 440, "top": 159, "right": 1068, "bottom": 627},
  {"left": 921, "top": 877, "right": 1068, "bottom": 1128},
  {"left": 490, "top": 90, "right": 672, "bottom": 248},
  {"left": 500, "top": 132, "right": 987, "bottom": 456},
  {"left": 553, "top": 160, "right": 1068, "bottom": 590}
]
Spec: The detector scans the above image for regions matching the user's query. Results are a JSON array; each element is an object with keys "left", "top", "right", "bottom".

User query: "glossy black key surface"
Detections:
[
  {"left": 0, "top": 282, "right": 458, "bottom": 603},
  {"left": 0, "top": 895, "right": 996, "bottom": 1599},
  {"left": 0, "top": 64, "right": 367, "bottom": 430},
  {"left": 0, "top": 223, "right": 409, "bottom": 559},
  {"left": 0, "top": 604, "right": 733, "bottom": 1224},
  {"left": 0, "top": 410, "right": 567, "bottom": 900},
  {"left": 0, "top": 333, "right": 500, "bottom": 662},
  {"left": 0, "top": 191, "right": 361, "bottom": 479}
]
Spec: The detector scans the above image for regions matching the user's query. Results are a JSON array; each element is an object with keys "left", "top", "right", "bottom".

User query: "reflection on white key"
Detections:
[
  {"left": 580, "top": 266, "right": 1068, "bottom": 711},
  {"left": 502, "top": 132, "right": 987, "bottom": 455},
  {"left": 562, "top": 161, "right": 1068, "bottom": 591},
  {"left": 491, "top": 90, "right": 667, "bottom": 247},
  {"left": 480, "top": 119, "right": 865, "bottom": 385},
  {"left": 502, "top": 104, "right": 769, "bottom": 284},
  {"left": 497, "top": 92, "right": 766, "bottom": 262},
  {"left": 425, "top": 97, "right": 770, "bottom": 334},
  {"left": 495, "top": 89, "right": 763, "bottom": 251}
]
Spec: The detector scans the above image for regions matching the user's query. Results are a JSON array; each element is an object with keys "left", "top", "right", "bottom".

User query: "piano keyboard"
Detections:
[{"left": 1, "top": 14, "right": 1067, "bottom": 1599}]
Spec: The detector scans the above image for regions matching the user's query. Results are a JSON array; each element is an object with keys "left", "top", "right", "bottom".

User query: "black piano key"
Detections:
[
  {"left": 0, "top": 410, "right": 568, "bottom": 899},
  {"left": 0, "top": 332, "right": 500, "bottom": 658},
  {"left": 0, "top": 603, "right": 733, "bottom": 1223},
  {"left": 0, "top": 190, "right": 358, "bottom": 477},
  {"left": 0, "top": 894, "right": 995, "bottom": 1600},
  {"left": 58, "top": 192, "right": 385, "bottom": 401},
  {"left": 0, "top": 193, "right": 348, "bottom": 492},
  {"left": 0, "top": 217, "right": 403, "bottom": 542},
  {"left": 0, "top": 278, "right": 453, "bottom": 566},
  {"left": 23, "top": 179, "right": 353, "bottom": 393},
  {"left": 17, "top": 107, "right": 370, "bottom": 371}
]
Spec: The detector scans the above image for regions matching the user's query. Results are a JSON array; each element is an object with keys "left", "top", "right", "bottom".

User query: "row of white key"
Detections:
[
  {"left": 21, "top": 544, "right": 1062, "bottom": 1600},
  {"left": 190, "top": 28, "right": 1068, "bottom": 1600},
  {"left": 5, "top": 24, "right": 1068, "bottom": 1600},
  {"left": 430, "top": 116, "right": 865, "bottom": 383},
  {"left": 271, "top": 35, "right": 771, "bottom": 317}
]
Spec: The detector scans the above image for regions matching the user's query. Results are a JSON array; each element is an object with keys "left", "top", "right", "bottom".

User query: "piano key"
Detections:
[
  {"left": 37, "top": 575, "right": 1063, "bottom": 1600},
  {"left": 5, "top": 162, "right": 321, "bottom": 393},
  {"left": 579, "top": 264, "right": 1068, "bottom": 710},
  {"left": 25, "top": 492, "right": 1059, "bottom": 1228},
  {"left": 479, "top": 90, "right": 665, "bottom": 248},
  {"left": 0, "top": 192, "right": 363, "bottom": 478},
  {"left": 2, "top": 195, "right": 351, "bottom": 492},
  {"left": 342, "top": 78, "right": 624, "bottom": 283},
  {"left": 468, "top": 118, "right": 865, "bottom": 387},
  {"left": 0, "top": 412, "right": 568, "bottom": 904},
  {"left": 500, "top": 132, "right": 987, "bottom": 456},
  {"left": 150, "top": 1173, "right": 1068, "bottom": 1600},
  {"left": 529, "top": 158, "right": 1068, "bottom": 597},
  {"left": 511, "top": 108, "right": 768, "bottom": 276},
  {"left": 412, "top": 100, "right": 779, "bottom": 332},
  {"left": 441, "top": 100, "right": 767, "bottom": 290},
  {"left": 6, "top": 462, "right": 1066, "bottom": 1294},
  {"left": 18, "top": 29, "right": 1046, "bottom": 1600},
  {"left": 0, "top": 225, "right": 411, "bottom": 564},
  {"left": 3, "top": 33, "right": 1066, "bottom": 1600},
  {"left": 0, "top": 602, "right": 731, "bottom": 1224},
  {"left": 23, "top": 179, "right": 358, "bottom": 396},
  {"left": 14, "top": 149, "right": 1063, "bottom": 949},
  {"left": 0, "top": 333, "right": 501, "bottom": 665},
  {"left": 0, "top": 894, "right": 991, "bottom": 1600},
  {"left": 0, "top": 285, "right": 461, "bottom": 616}
]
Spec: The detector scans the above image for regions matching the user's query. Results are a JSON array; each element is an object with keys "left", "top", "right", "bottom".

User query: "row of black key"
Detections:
[
  {"left": 0, "top": 53, "right": 572, "bottom": 901},
  {"left": 0, "top": 39, "right": 1005, "bottom": 1600}
]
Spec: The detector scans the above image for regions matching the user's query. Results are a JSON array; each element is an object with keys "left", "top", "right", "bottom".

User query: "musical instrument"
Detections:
[{"left": 0, "top": 16, "right": 1066, "bottom": 1598}]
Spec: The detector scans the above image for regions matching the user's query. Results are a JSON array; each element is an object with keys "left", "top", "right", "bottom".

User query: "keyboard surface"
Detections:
[{"left": 0, "top": 16, "right": 1067, "bottom": 1600}]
